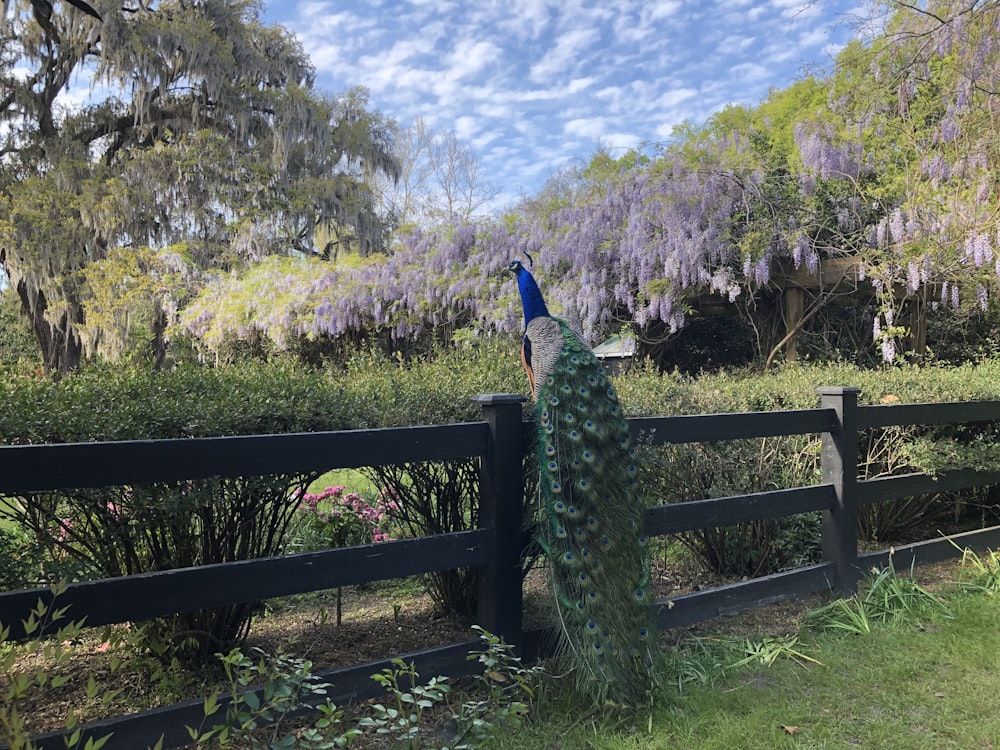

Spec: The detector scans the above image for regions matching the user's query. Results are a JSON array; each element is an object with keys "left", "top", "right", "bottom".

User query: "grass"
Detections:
[{"left": 490, "top": 569, "right": 1000, "bottom": 749}]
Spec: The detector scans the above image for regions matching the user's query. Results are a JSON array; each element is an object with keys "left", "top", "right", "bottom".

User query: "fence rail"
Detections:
[{"left": 2, "top": 388, "right": 1000, "bottom": 750}]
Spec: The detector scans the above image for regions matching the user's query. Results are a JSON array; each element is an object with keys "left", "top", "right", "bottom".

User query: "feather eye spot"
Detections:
[
  {"left": 544, "top": 445, "right": 556, "bottom": 456},
  {"left": 548, "top": 395, "right": 559, "bottom": 406},
  {"left": 562, "top": 552, "right": 575, "bottom": 564},
  {"left": 566, "top": 505, "right": 579, "bottom": 517},
  {"left": 592, "top": 642, "right": 603, "bottom": 654},
  {"left": 600, "top": 535, "right": 611, "bottom": 549},
  {"left": 577, "top": 478, "right": 590, "bottom": 491},
  {"left": 569, "top": 430, "right": 581, "bottom": 441},
  {"left": 577, "top": 386, "right": 589, "bottom": 397},
  {"left": 553, "top": 501, "right": 566, "bottom": 513},
  {"left": 587, "top": 590, "right": 598, "bottom": 600},
  {"left": 555, "top": 526, "right": 567, "bottom": 538},
  {"left": 544, "top": 424, "right": 554, "bottom": 434},
  {"left": 565, "top": 365, "right": 576, "bottom": 375},
  {"left": 546, "top": 460, "right": 559, "bottom": 472},
  {"left": 583, "top": 421, "right": 596, "bottom": 433},
  {"left": 576, "top": 401, "right": 587, "bottom": 412},
  {"left": 551, "top": 481, "right": 562, "bottom": 494},
  {"left": 634, "top": 588, "right": 646, "bottom": 601},
  {"left": 564, "top": 412, "right": 575, "bottom": 424},
  {"left": 586, "top": 620, "right": 598, "bottom": 632},
  {"left": 586, "top": 516, "right": 598, "bottom": 529},
  {"left": 574, "top": 527, "right": 586, "bottom": 540},
  {"left": 639, "top": 628, "right": 649, "bottom": 638},
  {"left": 546, "top": 376, "right": 555, "bottom": 386},
  {"left": 570, "top": 355, "right": 580, "bottom": 364},
  {"left": 578, "top": 572, "right": 589, "bottom": 583}
]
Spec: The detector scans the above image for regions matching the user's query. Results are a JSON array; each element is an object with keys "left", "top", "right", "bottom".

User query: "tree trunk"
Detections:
[{"left": 16, "top": 281, "right": 84, "bottom": 375}]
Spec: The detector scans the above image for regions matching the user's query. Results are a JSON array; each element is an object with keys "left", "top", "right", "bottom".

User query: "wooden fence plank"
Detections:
[
  {"left": 0, "top": 423, "right": 489, "bottom": 493},
  {"left": 858, "top": 525, "right": 1000, "bottom": 571},
  {"left": 644, "top": 485, "right": 835, "bottom": 537},
  {"left": 857, "top": 401, "right": 1000, "bottom": 429},
  {"left": 26, "top": 638, "right": 483, "bottom": 750},
  {"left": 629, "top": 409, "right": 834, "bottom": 445},
  {"left": 656, "top": 562, "right": 836, "bottom": 630},
  {"left": 859, "top": 469, "right": 1000, "bottom": 505},
  {"left": 0, "top": 531, "right": 490, "bottom": 639}
]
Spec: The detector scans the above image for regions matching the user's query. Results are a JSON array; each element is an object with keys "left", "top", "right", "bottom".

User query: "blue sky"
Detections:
[
  {"left": 263, "top": 1, "right": 866, "bottom": 208},
  {"left": 12, "top": 3, "right": 871, "bottom": 210}
]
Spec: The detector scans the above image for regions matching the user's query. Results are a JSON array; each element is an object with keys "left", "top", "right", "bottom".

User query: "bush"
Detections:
[
  {"left": 620, "top": 359, "right": 1000, "bottom": 572},
  {"left": 0, "top": 342, "right": 530, "bottom": 651}
]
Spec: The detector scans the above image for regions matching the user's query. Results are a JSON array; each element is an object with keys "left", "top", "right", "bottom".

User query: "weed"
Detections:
[
  {"left": 805, "top": 557, "right": 951, "bottom": 634},
  {"left": 358, "top": 659, "right": 451, "bottom": 748},
  {"left": 190, "top": 646, "right": 360, "bottom": 749},
  {"left": 0, "top": 583, "right": 117, "bottom": 750}
]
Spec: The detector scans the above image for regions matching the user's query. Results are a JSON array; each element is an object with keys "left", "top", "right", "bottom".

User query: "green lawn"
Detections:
[{"left": 494, "top": 585, "right": 1000, "bottom": 749}]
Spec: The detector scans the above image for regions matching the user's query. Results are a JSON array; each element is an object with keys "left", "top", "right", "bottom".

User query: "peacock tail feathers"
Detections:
[
  {"left": 531, "top": 318, "right": 656, "bottom": 705},
  {"left": 508, "top": 258, "right": 656, "bottom": 705}
]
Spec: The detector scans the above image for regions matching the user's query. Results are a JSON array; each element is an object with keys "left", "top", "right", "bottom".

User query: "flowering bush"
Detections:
[{"left": 293, "top": 485, "right": 400, "bottom": 551}]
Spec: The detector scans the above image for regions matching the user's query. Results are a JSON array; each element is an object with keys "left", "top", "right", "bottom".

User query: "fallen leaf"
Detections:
[
  {"left": 782, "top": 725, "right": 800, "bottom": 735},
  {"left": 935, "top": 691, "right": 946, "bottom": 698}
]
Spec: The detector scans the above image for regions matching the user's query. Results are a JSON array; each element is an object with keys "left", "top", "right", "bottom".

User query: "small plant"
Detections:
[
  {"left": 805, "top": 557, "right": 952, "bottom": 634},
  {"left": 190, "top": 646, "right": 360, "bottom": 749},
  {"left": 293, "top": 486, "right": 398, "bottom": 551},
  {"left": 447, "top": 626, "right": 545, "bottom": 748},
  {"left": 0, "top": 583, "right": 116, "bottom": 750},
  {"left": 953, "top": 544, "right": 1000, "bottom": 594},
  {"left": 357, "top": 658, "right": 451, "bottom": 748},
  {"left": 730, "top": 635, "right": 823, "bottom": 670}
]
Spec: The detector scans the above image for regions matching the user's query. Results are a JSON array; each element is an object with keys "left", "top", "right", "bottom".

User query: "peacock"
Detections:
[{"left": 509, "top": 257, "right": 656, "bottom": 705}]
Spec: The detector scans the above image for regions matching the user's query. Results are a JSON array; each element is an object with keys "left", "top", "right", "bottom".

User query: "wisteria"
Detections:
[{"left": 177, "top": 1, "right": 1000, "bottom": 366}]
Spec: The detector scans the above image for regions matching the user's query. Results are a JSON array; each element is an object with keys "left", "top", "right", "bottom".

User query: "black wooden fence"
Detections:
[{"left": 3, "top": 388, "right": 1000, "bottom": 749}]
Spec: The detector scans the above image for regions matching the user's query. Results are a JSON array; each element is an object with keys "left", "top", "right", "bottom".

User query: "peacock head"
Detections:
[{"left": 509, "top": 259, "right": 549, "bottom": 324}]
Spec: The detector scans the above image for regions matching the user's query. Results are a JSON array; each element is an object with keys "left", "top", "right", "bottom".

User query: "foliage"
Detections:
[
  {"left": 190, "top": 627, "right": 543, "bottom": 750},
  {"left": 448, "top": 625, "right": 545, "bottom": 748},
  {"left": 954, "top": 544, "right": 1000, "bottom": 595},
  {"left": 357, "top": 659, "right": 451, "bottom": 748},
  {"left": 171, "top": 3, "right": 1000, "bottom": 372},
  {"left": 0, "top": 583, "right": 115, "bottom": 750},
  {"left": 0, "top": 1, "right": 399, "bottom": 372},
  {"left": 804, "top": 559, "right": 952, "bottom": 635},
  {"left": 0, "top": 288, "right": 38, "bottom": 372},
  {"left": 292, "top": 485, "right": 398, "bottom": 551},
  {"left": 622, "top": 358, "right": 1000, "bottom": 546},
  {"left": 191, "top": 646, "right": 360, "bottom": 749},
  {"left": 0, "top": 525, "right": 40, "bottom": 591}
]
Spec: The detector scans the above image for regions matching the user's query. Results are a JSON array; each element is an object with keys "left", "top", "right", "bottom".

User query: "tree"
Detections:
[
  {"left": 0, "top": 0, "right": 399, "bottom": 373},
  {"left": 374, "top": 117, "right": 500, "bottom": 230}
]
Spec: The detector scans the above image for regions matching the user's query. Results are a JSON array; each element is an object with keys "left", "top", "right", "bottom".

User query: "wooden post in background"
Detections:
[{"left": 785, "top": 286, "right": 804, "bottom": 363}]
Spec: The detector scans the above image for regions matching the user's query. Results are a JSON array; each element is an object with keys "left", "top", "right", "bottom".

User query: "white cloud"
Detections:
[{"left": 267, "top": 0, "right": 862, "bottom": 202}]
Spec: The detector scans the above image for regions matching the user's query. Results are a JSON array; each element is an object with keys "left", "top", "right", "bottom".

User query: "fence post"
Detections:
[
  {"left": 471, "top": 393, "right": 527, "bottom": 653},
  {"left": 817, "top": 386, "right": 861, "bottom": 596}
]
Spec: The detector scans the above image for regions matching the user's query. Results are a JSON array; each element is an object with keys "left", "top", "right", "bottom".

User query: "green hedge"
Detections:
[{"left": 4, "top": 347, "right": 1000, "bottom": 635}]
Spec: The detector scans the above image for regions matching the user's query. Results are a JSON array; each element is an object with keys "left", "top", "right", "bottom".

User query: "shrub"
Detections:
[
  {"left": 0, "top": 363, "right": 353, "bottom": 659},
  {"left": 620, "top": 360, "right": 1000, "bottom": 571}
]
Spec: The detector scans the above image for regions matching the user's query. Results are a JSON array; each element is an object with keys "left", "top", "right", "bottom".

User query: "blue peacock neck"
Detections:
[{"left": 510, "top": 261, "right": 549, "bottom": 325}]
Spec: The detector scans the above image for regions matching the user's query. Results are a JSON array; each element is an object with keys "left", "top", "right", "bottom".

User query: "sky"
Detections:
[{"left": 262, "top": 0, "right": 867, "bottom": 209}]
